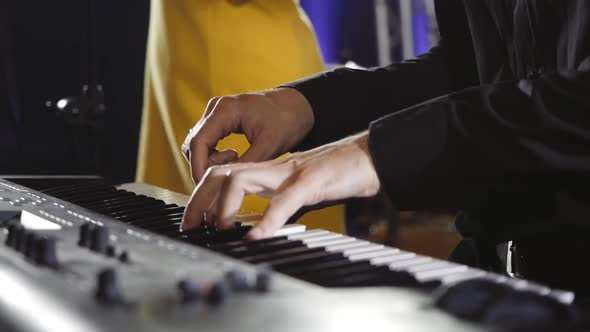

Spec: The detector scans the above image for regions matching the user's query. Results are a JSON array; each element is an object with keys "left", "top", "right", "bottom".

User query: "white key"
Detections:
[
  {"left": 288, "top": 230, "right": 329, "bottom": 240},
  {"left": 407, "top": 261, "right": 449, "bottom": 273},
  {"left": 441, "top": 270, "right": 487, "bottom": 285},
  {"left": 371, "top": 252, "right": 416, "bottom": 265},
  {"left": 306, "top": 237, "right": 356, "bottom": 248},
  {"left": 274, "top": 224, "right": 306, "bottom": 236},
  {"left": 302, "top": 234, "right": 342, "bottom": 244},
  {"left": 389, "top": 257, "right": 432, "bottom": 270},
  {"left": 325, "top": 241, "right": 371, "bottom": 252},
  {"left": 415, "top": 265, "right": 469, "bottom": 282},
  {"left": 348, "top": 248, "right": 399, "bottom": 261},
  {"left": 342, "top": 245, "right": 385, "bottom": 256}
]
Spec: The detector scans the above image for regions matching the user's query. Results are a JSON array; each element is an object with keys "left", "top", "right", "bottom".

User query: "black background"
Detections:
[{"left": 1, "top": 0, "right": 150, "bottom": 182}]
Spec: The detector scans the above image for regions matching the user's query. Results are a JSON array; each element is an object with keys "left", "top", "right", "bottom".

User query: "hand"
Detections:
[
  {"left": 181, "top": 88, "right": 315, "bottom": 184},
  {"left": 181, "top": 132, "right": 381, "bottom": 240}
]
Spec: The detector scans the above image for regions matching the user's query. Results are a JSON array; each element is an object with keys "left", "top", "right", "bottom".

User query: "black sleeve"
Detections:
[
  {"left": 368, "top": 62, "right": 590, "bottom": 210},
  {"left": 282, "top": 0, "right": 478, "bottom": 150}
]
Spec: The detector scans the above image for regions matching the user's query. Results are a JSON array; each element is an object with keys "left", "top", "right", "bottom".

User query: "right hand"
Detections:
[{"left": 182, "top": 88, "right": 315, "bottom": 184}]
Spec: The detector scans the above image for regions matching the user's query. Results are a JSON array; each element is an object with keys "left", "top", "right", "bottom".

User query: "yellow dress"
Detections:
[{"left": 136, "top": 0, "right": 344, "bottom": 233}]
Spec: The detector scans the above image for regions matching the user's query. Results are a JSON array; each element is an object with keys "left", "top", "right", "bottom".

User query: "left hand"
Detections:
[{"left": 181, "top": 131, "right": 381, "bottom": 240}]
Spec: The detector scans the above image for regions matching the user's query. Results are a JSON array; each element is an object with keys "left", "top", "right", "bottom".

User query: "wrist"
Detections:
[
  {"left": 265, "top": 87, "right": 315, "bottom": 149},
  {"left": 351, "top": 132, "right": 381, "bottom": 196},
  {"left": 268, "top": 87, "right": 314, "bottom": 125}
]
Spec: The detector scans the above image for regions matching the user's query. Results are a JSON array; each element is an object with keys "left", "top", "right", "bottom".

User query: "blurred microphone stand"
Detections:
[{"left": 47, "top": 0, "right": 106, "bottom": 175}]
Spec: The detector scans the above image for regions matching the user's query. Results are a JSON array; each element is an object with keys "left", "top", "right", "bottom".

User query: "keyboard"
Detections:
[{"left": 0, "top": 178, "right": 575, "bottom": 331}]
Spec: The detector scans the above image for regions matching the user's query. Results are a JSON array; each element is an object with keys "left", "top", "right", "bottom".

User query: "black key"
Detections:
[
  {"left": 210, "top": 235, "right": 289, "bottom": 252},
  {"left": 82, "top": 192, "right": 139, "bottom": 209},
  {"left": 320, "top": 269, "right": 420, "bottom": 288},
  {"left": 225, "top": 239, "right": 305, "bottom": 259},
  {"left": 42, "top": 182, "right": 113, "bottom": 196},
  {"left": 262, "top": 251, "right": 345, "bottom": 268},
  {"left": 113, "top": 204, "right": 180, "bottom": 220},
  {"left": 91, "top": 197, "right": 164, "bottom": 214},
  {"left": 278, "top": 257, "right": 367, "bottom": 275},
  {"left": 299, "top": 263, "right": 386, "bottom": 284},
  {"left": 241, "top": 246, "right": 326, "bottom": 264},
  {"left": 56, "top": 187, "right": 117, "bottom": 202},
  {"left": 124, "top": 212, "right": 184, "bottom": 226}
]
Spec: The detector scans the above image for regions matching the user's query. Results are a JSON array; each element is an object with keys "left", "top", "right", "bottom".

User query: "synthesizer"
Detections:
[{"left": 0, "top": 178, "right": 576, "bottom": 331}]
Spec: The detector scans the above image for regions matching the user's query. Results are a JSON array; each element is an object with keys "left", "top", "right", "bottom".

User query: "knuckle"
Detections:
[
  {"left": 215, "top": 96, "right": 238, "bottom": 110},
  {"left": 208, "top": 165, "right": 225, "bottom": 177},
  {"left": 225, "top": 169, "right": 247, "bottom": 188}
]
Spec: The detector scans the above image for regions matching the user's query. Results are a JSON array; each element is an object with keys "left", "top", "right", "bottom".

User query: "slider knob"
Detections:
[{"left": 95, "top": 268, "right": 124, "bottom": 304}]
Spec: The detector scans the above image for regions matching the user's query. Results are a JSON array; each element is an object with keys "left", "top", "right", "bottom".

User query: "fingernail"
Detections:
[{"left": 180, "top": 219, "right": 193, "bottom": 231}]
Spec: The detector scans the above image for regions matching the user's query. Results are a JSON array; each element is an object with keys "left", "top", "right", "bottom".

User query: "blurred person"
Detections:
[{"left": 136, "top": 0, "right": 344, "bottom": 232}]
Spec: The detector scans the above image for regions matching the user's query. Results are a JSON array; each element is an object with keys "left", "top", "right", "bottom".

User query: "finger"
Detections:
[
  {"left": 239, "top": 135, "right": 274, "bottom": 163},
  {"left": 181, "top": 167, "right": 226, "bottom": 230},
  {"left": 247, "top": 179, "right": 310, "bottom": 240},
  {"left": 215, "top": 165, "right": 289, "bottom": 229},
  {"left": 209, "top": 149, "right": 239, "bottom": 166},
  {"left": 204, "top": 97, "right": 221, "bottom": 117},
  {"left": 189, "top": 99, "right": 241, "bottom": 183}
]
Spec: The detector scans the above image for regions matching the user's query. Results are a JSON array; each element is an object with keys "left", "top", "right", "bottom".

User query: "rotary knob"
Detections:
[
  {"left": 90, "top": 225, "right": 110, "bottom": 254},
  {"left": 34, "top": 237, "right": 59, "bottom": 268},
  {"left": 78, "top": 223, "right": 93, "bottom": 247},
  {"left": 5, "top": 224, "right": 19, "bottom": 247},
  {"left": 95, "top": 268, "right": 124, "bottom": 304},
  {"left": 177, "top": 279, "right": 200, "bottom": 304},
  {"left": 255, "top": 269, "right": 272, "bottom": 293},
  {"left": 207, "top": 280, "right": 231, "bottom": 306}
]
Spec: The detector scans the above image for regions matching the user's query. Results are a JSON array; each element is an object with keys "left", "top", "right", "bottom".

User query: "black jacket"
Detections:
[{"left": 284, "top": 0, "right": 590, "bottom": 242}]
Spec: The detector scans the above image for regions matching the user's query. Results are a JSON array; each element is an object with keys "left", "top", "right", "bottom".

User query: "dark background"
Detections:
[
  {"left": 0, "top": 0, "right": 397, "bottom": 182},
  {"left": 1, "top": 0, "right": 150, "bottom": 182}
]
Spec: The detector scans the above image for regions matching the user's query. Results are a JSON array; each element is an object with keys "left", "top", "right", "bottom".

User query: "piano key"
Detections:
[
  {"left": 341, "top": 245, "right": 385, "bottom": 256},
  {"left": 306, "top": 237, "right": 356, "bottom": 248},
  {"left": 298, "top": 233, "right": 342, "bottom": 243},
  {"left": 287, "top": 229, "right": 329, "bottom": 240},
  {"left": 347, "top": 248, "right": 399, "bottom": 261},
  {"left": 278, "top": 258, "right": 368, "bottom": 276},
  {"left": 414, "top": 265, "right": 469, "bottom": 282},
  {"left": 324, "top": 241, "right": 372, "bottom": 252},
  {"left": 441, "top": 270, "right": 487, "bottom": 285},
  {"left": 34, "top": 180, "right": 574, "bottom": 301},
  {"left": 389, "top": 257, "right": 433, "bottom": 270},
  {"left": 243, "top": 246, "right": 326, "bottom": 264},
  {"left": 266, "top": 251, "right": 346, "bottom": 270},
  {"left": 406, "top": 261, "right": 450, "bottom": 273},
  {"left": 210, "top": 236, "right": 289, "bottom": 252},
  {"left": 300, "top": 264, "right": 390, "bottom": 284}
]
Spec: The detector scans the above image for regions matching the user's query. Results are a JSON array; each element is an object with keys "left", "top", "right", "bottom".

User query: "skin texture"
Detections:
[
  {"left": 181, "top": 88, "right": 381, "bottom": 239},
  {"left": 182, "top": 88, "right": 315, "bottom": 183},
  {"left": 181, "top": 132, "right": 381, "bottom": 240}
]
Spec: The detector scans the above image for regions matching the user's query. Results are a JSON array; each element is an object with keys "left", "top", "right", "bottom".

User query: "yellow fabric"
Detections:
[{"left": 137, "top": 0, "right": 344, "bottom": 233}]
